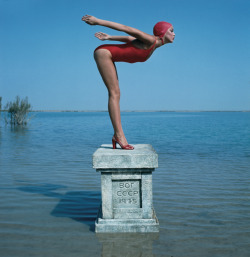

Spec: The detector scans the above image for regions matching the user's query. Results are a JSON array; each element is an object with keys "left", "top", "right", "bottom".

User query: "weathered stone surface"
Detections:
[
  {"left": 93, "top": 144, "right": 159, "bottom": 233},
  {"left": 95, "top": 206, "right": 159, "bottom": 233},
  {"left": 141, "top": 173, "right": 153, "bottom": 219},
  {"left": 112, "top": 180, "right": 141, "bottom": 209},
  {"left": 101, "top": 173, "right": 112, "bottom": 219},
  {"left": 93, "top": 144, "right": 158, "bottom": 169}
]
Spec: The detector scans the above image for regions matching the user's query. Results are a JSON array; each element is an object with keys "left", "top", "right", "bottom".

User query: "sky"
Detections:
[{"left": 0, "top": 0, "right": 249, "bottom": 111}]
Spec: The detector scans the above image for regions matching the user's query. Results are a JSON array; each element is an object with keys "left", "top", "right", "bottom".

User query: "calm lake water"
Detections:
[{"left": 0, "top": 112, "right": 250, "bottom": 257}]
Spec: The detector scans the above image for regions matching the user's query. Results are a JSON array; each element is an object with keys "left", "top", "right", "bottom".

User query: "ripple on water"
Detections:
[{"left": 1, "top": 112, "right": 250, "bottom": 257}]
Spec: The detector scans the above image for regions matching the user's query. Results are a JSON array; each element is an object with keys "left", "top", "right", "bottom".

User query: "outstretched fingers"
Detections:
[
  {"left": 81, "top": 14, "right": 90, "bottom": 22},
  {"left": 95, "top": 32, "right": 109, "bottom": 41},
  {"left": 81, "top": 14, "right": 98, "bottom": 25}
]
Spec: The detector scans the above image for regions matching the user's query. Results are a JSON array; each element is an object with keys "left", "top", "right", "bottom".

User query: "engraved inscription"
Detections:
[{"left": 112, "top": 180, "right": 141, "bottom": 208}]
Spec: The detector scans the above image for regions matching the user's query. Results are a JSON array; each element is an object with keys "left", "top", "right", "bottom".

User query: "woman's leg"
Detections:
[{"left": 94, "top": 49, "right": 128, "bottom": 145}]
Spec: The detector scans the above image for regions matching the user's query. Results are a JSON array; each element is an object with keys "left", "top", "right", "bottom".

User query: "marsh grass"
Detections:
[{"left": 5, "top": 96, "right": 32, "bottom": 126}]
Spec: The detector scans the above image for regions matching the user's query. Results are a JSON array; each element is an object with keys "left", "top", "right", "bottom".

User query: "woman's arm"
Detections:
[
  {"left": 95, "top": 32, "right": 135, "bottom": 43},
  {"left": 82, "top": 15, "right": 155, "bottom": 45}
]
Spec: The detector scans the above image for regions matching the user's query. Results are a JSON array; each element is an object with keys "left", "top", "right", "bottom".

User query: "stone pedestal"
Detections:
[{"left": 93, "top": 144, "right": 159, "bottom": 233}]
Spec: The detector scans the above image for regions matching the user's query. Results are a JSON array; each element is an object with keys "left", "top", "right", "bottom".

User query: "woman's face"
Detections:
[{"left": 164, "top": 26, "right": 175, "bottom": 43}]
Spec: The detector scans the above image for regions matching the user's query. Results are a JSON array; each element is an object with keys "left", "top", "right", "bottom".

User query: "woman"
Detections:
[{"left": 82, "top": 15, "right": 175, "bottom": 150}]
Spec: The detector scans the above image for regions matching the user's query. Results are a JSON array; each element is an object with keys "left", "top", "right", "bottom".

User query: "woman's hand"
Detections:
[
  {"left": 82, "top": 15, "right": 99, "bottom": 25},
  {"left": 95, "top": 32, "right": 110, "bottom": 41}
]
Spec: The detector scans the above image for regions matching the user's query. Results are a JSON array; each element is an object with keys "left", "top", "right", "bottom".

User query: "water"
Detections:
[{"left": 0, "top": 112, "right": 250, "bottom": 257}]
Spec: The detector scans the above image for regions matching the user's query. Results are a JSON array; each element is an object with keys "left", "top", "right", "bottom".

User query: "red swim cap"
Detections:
[{"left": 153, "top": 21, "right": 172, "bottom": 38}]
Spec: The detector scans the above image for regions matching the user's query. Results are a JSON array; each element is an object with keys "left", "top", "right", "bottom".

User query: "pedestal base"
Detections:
[
  {"left": 95, "top": 205, "right": 159, "bottom": 233},
  {"left": 96, "top": 232, "right": 159, "bottom": 257}
]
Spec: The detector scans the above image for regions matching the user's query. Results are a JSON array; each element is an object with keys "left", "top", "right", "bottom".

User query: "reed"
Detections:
[{"left": 5, "top": 96, "right": 32, "bottom": 126}]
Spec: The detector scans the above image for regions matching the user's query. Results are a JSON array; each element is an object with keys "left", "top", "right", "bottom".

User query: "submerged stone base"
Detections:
[
  {"left": 95, "top": 205, "right": 159, "bottom": 233},
  {"left": 97, "top": 232, "right": 158, "bottom": 256}
]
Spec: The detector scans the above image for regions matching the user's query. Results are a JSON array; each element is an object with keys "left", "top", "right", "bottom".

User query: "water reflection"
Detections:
[
  {"left": 97, "top": 233, "right": 158, "bottom": 257},
  {"left": 10, "top": 125, "right": 29, "bottom": 133}
]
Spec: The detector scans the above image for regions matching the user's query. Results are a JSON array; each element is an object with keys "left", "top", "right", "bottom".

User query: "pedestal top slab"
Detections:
[{"left": 93, "top": 144, "right": 158, "bottom": 169}]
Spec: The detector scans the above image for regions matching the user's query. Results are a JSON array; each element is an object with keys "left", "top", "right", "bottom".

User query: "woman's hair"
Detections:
[{"left": 153, "top": 21, "right": 172, "bottom": 38}]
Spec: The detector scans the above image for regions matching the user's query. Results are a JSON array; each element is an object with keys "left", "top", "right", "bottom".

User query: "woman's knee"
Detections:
[{"left": 109, "top": 87, "right": 120, "bottom": 100}]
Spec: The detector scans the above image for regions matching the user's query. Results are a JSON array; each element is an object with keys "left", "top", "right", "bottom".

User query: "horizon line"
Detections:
[{"left": 1, "top": 109, "right": 250, "bottom": 113}]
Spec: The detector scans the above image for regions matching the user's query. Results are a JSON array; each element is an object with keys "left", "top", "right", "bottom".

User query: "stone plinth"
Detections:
[{"left": 93, "top": 144, "right": 159, "bottom": 233}]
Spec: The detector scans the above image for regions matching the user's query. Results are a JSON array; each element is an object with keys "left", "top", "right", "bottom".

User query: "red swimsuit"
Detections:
[{"left": 94, "top": 39, "right": 157, "bottom": 63}]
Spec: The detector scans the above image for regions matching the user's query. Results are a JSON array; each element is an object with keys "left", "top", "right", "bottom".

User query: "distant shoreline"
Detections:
[
  {"left": 1, "top": 110, "right": 250, "bottom": 113},
  {"left": 30, "top": 110, "right": 250, "bottom": 113}
]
